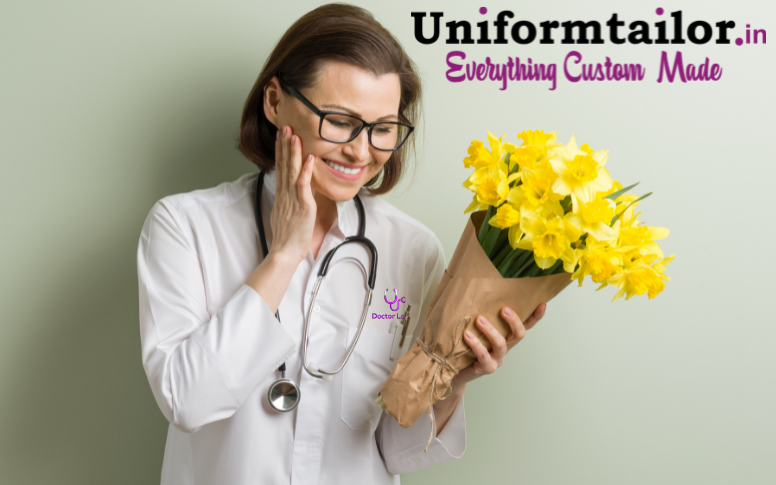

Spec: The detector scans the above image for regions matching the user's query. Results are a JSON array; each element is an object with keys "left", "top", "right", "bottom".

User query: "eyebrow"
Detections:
[{"left": 320, "top": 104, "right": 399, "bottom": 122}]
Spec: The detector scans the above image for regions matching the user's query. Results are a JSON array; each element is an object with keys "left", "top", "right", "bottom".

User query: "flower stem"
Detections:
[
  {"left": 524, "top": 262, "right": 544, "bottom": 277},
  {"left": 481, "top": 222, "right": 501, "bottom": 258},
  {"left": 491, "top": 228, "right": 509, "bottom": 259},
  {"left": 508, "top": 252, "right": 535, "bottom": 278},
  {"left": 492, "top": 243, "right": 513, "bottom": 268},
  {"left": 477, "top": 205, "right": 495, "bottom": 245},
  {"left": 497, "top": 247, "right": 525, "bottom": 276}
]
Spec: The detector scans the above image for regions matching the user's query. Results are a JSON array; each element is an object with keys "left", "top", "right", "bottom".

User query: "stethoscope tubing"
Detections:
[{"left": 254, "top": 169, "right": 377, "bottom": 382}]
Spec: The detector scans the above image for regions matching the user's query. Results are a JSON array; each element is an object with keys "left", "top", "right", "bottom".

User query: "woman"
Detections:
[{"left": 137, "top": 4, "right": 546, "bottom": 484}]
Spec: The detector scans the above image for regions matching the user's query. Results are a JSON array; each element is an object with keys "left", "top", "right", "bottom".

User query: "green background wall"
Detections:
[{"left": 1, "top": 1, "right": 774, "bottom": 483}]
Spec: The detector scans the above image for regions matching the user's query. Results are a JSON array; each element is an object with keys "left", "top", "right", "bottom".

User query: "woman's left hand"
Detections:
[
  {"left": 455, "top": 303, "right": 547, "bottom": 386},
  {"left": 431, "top": 304, "right": 548, "bottom": 434},
  {"left": 434, "top": 303, "right": 547, "bottom": 435}
]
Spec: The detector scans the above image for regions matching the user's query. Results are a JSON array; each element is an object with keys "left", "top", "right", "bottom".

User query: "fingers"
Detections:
[
  {"left": 463, "top": 329, "right": 499, "bottom": 375},
  {"left": 289, "top": 133, "right": 303, "bottom": 202},
  {"left": 280, "top": 127, "right": 289, "bottom": 193},
  {"left": 276, "top": 125, "right": 308, "bottom": 197},
  {"left": 298, "top": 153, "right": 315, "bottom": 205},
  {"left": 284, "top": 128, "right": 295, "bottom": 195},
  {"left": 459, "top": 307, "right": 546, "bottom": 382},
  {"left": 523, "top": 303, "right": 547, "bottom": 331},
  {"left": 267, "top": 125, "right": 316, "bottom": 263},
  {"left": 501, "top": 307, "right": 527, "bottom": 350},
  {"left": 289, "top": 134, "right": 302, "bottom": 187},
  {"left": 277, "top": 126, "right": 295, "bottom": 194},
  {"left": 274, "top": 128, "right": 284, "bottom": 193},
  {"left": 475, "top": 316, "right": 507, "bottom": 360}
]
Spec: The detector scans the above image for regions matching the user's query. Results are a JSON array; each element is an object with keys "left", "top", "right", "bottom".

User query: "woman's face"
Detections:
[{"left": 264, "top": 61, "right": 402, "bottom": 202}]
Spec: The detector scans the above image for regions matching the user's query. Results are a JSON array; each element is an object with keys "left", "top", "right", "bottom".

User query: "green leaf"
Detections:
[
  {"left": 481, "top": 223, "right": 502, "bottom": 258},
  {"left": 610, "top": 192, "right": 653, "bottom": 226},
  {"left": 507, "top": 251, "right": 535, "bottom": 278},
  {"left": 491, "top": 227, "right": 509, "bottom": 258},
  {"left": 498, "top": 249, "right": 523, "bottom": 276},
  {"left": 604, "top": 182, "right": 640, "bottom": 201},
  {"left": 477, "top": 205, "right": 495, "bottom": 244},
  {"left": 525, "top": 263, "right": 544, "bottom": 277},
  {"left": 492, "top": 243, "right": 513, "bottom": 268}
]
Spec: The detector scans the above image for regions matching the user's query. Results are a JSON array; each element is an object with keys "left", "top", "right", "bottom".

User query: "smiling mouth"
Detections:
[{"left": 323, "top": 159, "right": 365, "bottom": 175}]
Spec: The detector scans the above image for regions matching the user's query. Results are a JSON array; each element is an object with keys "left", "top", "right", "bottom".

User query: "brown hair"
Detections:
[{"left": 238, "top": 3, "right": 422, "bottom": 195}]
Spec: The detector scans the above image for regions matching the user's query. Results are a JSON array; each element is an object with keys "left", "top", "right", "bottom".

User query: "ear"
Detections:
[{"left": 263, "top": 76, "right": 283, "bottom": 127}]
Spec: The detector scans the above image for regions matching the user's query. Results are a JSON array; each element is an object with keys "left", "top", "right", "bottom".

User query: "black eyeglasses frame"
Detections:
[{"left": 278, "top": 78, "right": 415, "bottom": 152}]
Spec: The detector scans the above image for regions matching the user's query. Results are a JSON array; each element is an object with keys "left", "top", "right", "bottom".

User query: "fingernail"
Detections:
[
  {"left": 477, "top": 317, "right": 488, "bottom": 327},
  {"left": 465, "top": 331, "right": 474, "bottom": 339},
  {"left": 503, "top": 307, "right": 512, "bottom": 317}
]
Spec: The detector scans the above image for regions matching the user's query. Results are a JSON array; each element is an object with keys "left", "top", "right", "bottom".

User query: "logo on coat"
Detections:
[
  {"left": 372, "top": 288, "right": 407, "bottom": 320},
  {"left": 384, "top": 288, "right": 406, "bottom": 312}
]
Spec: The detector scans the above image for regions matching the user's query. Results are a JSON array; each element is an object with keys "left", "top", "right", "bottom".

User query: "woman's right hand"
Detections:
[{"left": 268, "top": 125, "right": 317, "bottom": 264}]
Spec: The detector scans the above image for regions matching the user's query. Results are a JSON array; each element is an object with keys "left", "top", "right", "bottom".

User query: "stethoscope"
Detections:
[{"left": 254, "top": 169, "right": 378, "bottom": 412}]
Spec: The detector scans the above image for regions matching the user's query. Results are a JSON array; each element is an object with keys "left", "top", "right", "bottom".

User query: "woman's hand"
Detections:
[
  {"left": 458, "top": 303, "right": 547, "bottom": 383},
  {"left": 432, "top": 304, "right": 547, "bottom": 434},
  {"left": 268, "top": 125, "right": 317, "bottom": 264}
]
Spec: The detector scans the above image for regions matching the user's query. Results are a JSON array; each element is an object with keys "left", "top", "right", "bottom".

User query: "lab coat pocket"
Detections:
[{"left": 341, "top": 327, "right": 396, "bottom": 433}]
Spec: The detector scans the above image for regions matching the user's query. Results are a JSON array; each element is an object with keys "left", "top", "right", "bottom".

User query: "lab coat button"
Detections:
[{"left": 314, "top": 305, "right": 320, "bottom": 313}]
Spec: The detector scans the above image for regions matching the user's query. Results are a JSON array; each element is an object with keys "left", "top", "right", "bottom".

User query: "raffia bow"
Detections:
[{"left": 416, "top": 315, "right": 474, "bottom": 452}]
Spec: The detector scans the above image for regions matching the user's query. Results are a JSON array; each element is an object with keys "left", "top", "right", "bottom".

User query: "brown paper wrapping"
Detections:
[{"left": 378, "top": 210, "right": 573, "bottom": 429}]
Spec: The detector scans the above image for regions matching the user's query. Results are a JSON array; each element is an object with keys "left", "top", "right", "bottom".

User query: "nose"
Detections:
[{"left": 342, "top": 126, "right": 370, "bottom": 163}]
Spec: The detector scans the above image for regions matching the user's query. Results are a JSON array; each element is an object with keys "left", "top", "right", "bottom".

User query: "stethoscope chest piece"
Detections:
[{"left": 267, "top": 371, "right": 301, "bottom": 412}]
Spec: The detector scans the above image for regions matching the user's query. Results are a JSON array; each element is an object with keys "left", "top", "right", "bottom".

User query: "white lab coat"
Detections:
[{"left": 137, "top": 170, "right": 466, "bottom": 484}]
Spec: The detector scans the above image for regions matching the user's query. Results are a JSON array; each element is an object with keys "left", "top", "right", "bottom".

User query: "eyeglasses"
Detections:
[{"left": 279, "top": 78, "right": 414, "bottom": 151}]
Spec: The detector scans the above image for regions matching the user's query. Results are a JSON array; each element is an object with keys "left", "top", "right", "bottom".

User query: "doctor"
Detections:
[{"left": 137, "top": 4, "right": 547, "bottom": 484}]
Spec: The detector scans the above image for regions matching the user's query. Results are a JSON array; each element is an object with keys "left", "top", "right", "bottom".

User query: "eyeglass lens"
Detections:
[{"left": 321, "top": 113, "right": 409, "bottom": 150}]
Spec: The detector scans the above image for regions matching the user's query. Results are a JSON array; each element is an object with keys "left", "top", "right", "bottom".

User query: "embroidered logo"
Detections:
[{"left": 384, "top": 288, "right": 406, "bottom": 312}]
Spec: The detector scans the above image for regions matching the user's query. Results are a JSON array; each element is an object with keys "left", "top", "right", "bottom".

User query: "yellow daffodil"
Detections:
[
  {"left": 570, "top": 240, "right": 624, "bottom": 286},
  {"left": 517, "top": 129, "right": 558, "bottom": 148},
  {"left": 605, "top": 254, "right": 674, "bottom": 301},
  {"left": 506, "top": 185, "right": 525, "bottom": 208},
  {"left": 460, "top": 129, "right": 672, "bottom": 301},
  {"left": 490, "top": 203, "right": 520, "bottom": 228},
  {"left": 549, "top": 135, "right": 613, "bottom": 203},
  {"left": 567, "top": 195, "right": 618, "bottom": 242},
  {"left": 463, "top": 160, "right": 520, "bottom": 213},
  {"left": 511, "top": 130, "right": 559, "bottom": 171},
  {"left": 615, "top": 219, "right": 670, "bottom": 259},
  {"left": 519, "top": 163, "right": 564, "bottom": 218},
  {"left": 652, "top": 254, "right": 674, "bottom": 277},
  {"left": 488, "top": 202, "right": 525, "bottom": 249},
  {"left": 601, "top": 181, "right": 649, "bottom": 225},
  {"left": 511, "top": 145, "right": 544, "bottom": 172},
  {"left": 517, "top": 212, "right": 581, "bottom": 269},
  {"left": 463, "top": 131, "right": 516, "bottom": 169},
  {"left": 463, "top": 140, "right": 486, "bottom": 169}
]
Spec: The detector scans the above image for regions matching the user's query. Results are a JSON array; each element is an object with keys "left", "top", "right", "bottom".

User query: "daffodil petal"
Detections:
[
  {"left": 508, "top": 225, "right": 524, "bottom": 249},
  {"left": 535, "top": 255, "right": 555, "bottom": 269},
  {"left": 646, "top": 227, "right": 670, "bottom": 240}
]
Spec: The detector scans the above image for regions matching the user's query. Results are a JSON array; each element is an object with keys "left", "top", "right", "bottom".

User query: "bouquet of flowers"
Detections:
[{"left": 377, "top": 130, "right": 674, "bottom": 439}]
